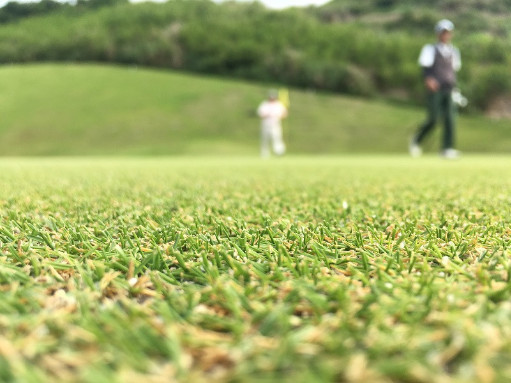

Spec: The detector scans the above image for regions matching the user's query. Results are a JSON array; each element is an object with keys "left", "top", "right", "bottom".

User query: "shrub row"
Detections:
[{"left": 0, "top": 0, "right": 509, "bottom": 110}]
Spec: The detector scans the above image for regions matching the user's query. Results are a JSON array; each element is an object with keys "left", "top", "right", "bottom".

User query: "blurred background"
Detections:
[{"left": 0, "top": 0, "right": 510, "bottom": 155}]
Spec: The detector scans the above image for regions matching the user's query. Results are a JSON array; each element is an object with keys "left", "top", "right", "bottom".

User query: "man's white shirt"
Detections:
[
  {"left": 257, "top": 101, "right": 287, "bottom": 126},
  {"left": 418, "top": 43, "right": 461, "bottom": 71}
]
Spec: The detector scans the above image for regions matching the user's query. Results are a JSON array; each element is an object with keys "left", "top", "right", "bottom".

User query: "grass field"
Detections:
[
  {"left": 1, "top": 64, "right": 511, "bottom": 155},
  {"left": 1, "top": 155, "right": 511, "bottom": 382}
]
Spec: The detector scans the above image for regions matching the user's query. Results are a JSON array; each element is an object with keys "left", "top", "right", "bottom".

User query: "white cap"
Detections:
[{"left": 435, "top": 19, "right": 454, "bottom": 34}]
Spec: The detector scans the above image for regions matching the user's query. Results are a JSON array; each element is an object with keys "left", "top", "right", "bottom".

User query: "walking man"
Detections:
[
  {"left": 257, "top": 89, "right": 288, "bottom": 158},
  {"left": 410, "top": 19, "right": 462, "bottom": 159}
]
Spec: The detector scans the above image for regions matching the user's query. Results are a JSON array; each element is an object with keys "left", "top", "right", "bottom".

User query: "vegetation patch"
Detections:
[{"left": 0, "top": 0, "right": 510, "bottom": 110}]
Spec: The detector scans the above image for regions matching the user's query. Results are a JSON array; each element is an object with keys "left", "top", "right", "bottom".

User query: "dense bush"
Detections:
[
  {"left": 468, "top": 66, "right": 511, "bottom": 109},
  {"left": 0, "top": 0, "right": 66, "bottom": 23},
  {"left": 0, "top": 0, "right": 509, "bottom": 110},
  {"left": 0, "top": 0, "right": 129, "bottom": 23}
]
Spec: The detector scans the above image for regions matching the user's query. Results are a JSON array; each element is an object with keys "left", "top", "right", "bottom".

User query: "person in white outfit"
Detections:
[{"left": 257, "top": 90, "right": 288, "bottom": 158}]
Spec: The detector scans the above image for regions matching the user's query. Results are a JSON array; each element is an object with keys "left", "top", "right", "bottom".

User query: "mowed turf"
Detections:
[
  {"left": 1, "top": 156, "right": 511, "bottom": 382},
  {"left": 1, "top": 64, "right": 511, "bottom": 155}
]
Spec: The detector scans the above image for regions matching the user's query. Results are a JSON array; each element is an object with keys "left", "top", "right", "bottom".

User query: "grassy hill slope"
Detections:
[{"left": 0, "top": 64, "right": 510, "bottom": 156}]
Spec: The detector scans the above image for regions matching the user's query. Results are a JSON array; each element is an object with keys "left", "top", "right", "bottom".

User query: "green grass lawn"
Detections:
[
  {"left": 0, "top": 64, "right": 511, "bottom": 155},
  {"left": 1, "top": 155, "right": 511, "bottom": 382}
]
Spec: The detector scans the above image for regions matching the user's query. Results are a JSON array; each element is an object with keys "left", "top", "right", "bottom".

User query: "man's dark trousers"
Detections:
[{"left": 415, "top": 89, "right": 455, "bottom": 150}]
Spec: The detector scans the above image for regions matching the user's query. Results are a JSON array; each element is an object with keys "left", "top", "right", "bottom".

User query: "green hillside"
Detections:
[{"left": 0, "top": 64, "right": 510, "bottom": 156}]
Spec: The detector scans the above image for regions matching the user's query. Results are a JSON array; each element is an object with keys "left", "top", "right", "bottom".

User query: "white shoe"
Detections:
[
  {"left": 409, "top": 139, "right": 422, "bottom": 157},
  {"left": 441, "top": 148, "right": 460, "bottom": 159}
]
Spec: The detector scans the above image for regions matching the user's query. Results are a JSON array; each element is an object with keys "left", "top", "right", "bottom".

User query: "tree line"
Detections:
[
  {"left": 0, "top": 0, "right": 509, "bottom": 110},
  {"left": 0, "top": 0, "right": 128, "bottom": 23}
]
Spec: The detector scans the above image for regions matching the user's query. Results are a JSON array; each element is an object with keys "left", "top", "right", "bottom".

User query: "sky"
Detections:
[
  {"left": 210, "top": 0, "right": 331, "bottom": 9},
  {"left": 0, "top": 0, "right": 332, "bottom": 10}
]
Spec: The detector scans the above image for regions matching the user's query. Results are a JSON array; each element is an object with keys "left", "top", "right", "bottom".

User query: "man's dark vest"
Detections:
[{"left": 432, "top": 45, "right": 456, "bottom": 90}]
